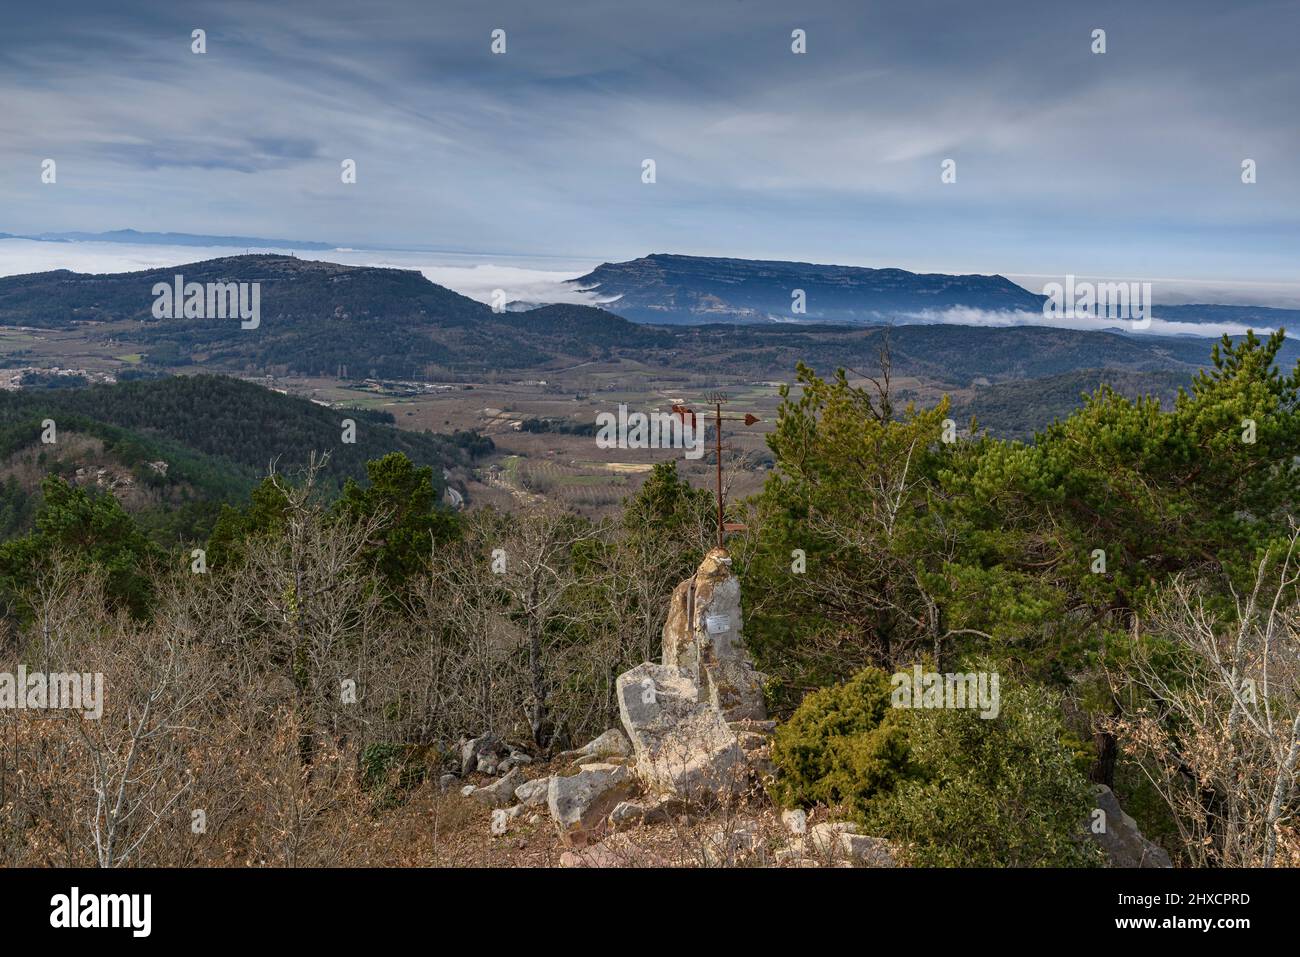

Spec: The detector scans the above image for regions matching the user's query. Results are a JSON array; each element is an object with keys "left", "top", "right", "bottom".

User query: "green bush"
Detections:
[
  {"left": 769, "top": 667, "right": 915, "bottom": 809},
  {"left": 772, "top": 665, "right": 1105, "bottom": 867},
  {"left": 863, "top": 677, "right": 1105, "bottom": 867}
]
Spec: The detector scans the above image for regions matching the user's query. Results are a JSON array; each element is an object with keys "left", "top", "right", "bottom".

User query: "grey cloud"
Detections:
[{"left": 0, "top": 0, "right": 1294, "bottom": 286}]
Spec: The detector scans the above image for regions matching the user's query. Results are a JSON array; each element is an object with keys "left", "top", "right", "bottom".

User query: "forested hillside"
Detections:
[
  {"left": 951, "top": 368, "right": 1193, "bottom": 439},
  {"left": 2, "top": 331, "right": 1296, "bottom": 868},
  {"left": 0, "top": 256, "right": 665, "bottom": 377},
  {"left": 0, "top": 374, "right": 489, "bottom": 542}
]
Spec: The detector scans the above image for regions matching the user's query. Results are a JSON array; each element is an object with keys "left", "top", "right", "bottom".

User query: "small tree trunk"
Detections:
[{"left": 1089, "top": 726, "right": 1117, "bottom": 788}]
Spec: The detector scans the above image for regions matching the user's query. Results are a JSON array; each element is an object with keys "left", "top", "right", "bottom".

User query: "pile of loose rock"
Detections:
[
  {"left": 692, "top": 811, "right": 898, "bottom": 868},
  {"left": 457, "top": 548, "right": 809, "bottom": 854}
]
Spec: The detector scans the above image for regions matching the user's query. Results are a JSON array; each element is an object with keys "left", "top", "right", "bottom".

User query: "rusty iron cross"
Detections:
[{"left": 672, "top": 392, "right": 761, "bottom": 548}]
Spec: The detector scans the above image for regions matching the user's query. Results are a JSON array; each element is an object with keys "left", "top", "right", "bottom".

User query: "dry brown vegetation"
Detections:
[
  {"left": 1107, "top": 526, "right": 1300, "bottom": 868},
  {"left": 0, "top": 460, "right": 714, "bottom": 866}
]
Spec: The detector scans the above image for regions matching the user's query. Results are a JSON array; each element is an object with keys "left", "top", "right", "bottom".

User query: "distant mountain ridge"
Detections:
[
  {"left": 0, "top": 254, "right": 1294, "bottom": 385},
  {"left": 1145, "top": 303, "right": 1300, "bottom": 327},
  {"left": 0, "top": 254, "right": 670, "bottom": 377},
  {"left": 569, "top": 253, "right": 1047, "bottom": 324},
  {"left": 569, "top": 253, "right": 1300, "bottom": 329}
]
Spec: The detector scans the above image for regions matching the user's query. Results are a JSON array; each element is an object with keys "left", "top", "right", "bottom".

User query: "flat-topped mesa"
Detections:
[{"left": 661, "top": 547, "right": 768, "bottom": 722}]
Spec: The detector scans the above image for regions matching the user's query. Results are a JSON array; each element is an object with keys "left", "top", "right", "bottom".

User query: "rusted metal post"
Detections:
[
  {"left": 672, "top": 395, "right": 760, "bottom": 549},
  {"left": 715, "top": 401, "right": 723, "bottom": 549}
]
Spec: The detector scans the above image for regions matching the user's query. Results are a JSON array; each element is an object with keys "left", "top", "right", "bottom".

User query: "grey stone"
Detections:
[
  {"left": 803, "top": 822, "right": 896, "bottom": 865},
  {"left": 616, "top": 662, "right": 745, "bottom": 802},
  {"left": 547, "top": 763, "right": 637, "bottom": 847},
  {"left": 608, "top": 801, "right": 646, "bottom": 829},
  {"left": 1088, "top": 785, "right": 1173, "bottom": 867},
  {"left": 514, "top": 776, "right": 551, "bottom": 807},
  {"left": 661, "top": 548, "right": 767, "bottom": 722},
  {"left": 608, "top": 796, "right": 687, "bottom": 830},
  {"left": 461, "top": 732, "right": 502, "bottom": 776},
  {"left": 841, "top": 834, "right": 897, "bottom": 867},
  {"left": 557, "top": 728, "right": 632, "bottom": 763},
  {"left": 807, "top": 821, "right": 859, "bottom": 855},
  {"left": 781, "top": 808, "right": 807, "bottom": 835},
  {"left": 470, "top": 766, "right": 522, "bottom": 807},
  {"left": 489, "top": 804, "right": 524, "bottom": 835}
]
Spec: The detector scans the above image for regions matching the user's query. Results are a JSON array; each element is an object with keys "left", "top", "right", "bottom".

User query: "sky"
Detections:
[{"left": 1, "top": 0, "right": 1297, "bottom": 297}]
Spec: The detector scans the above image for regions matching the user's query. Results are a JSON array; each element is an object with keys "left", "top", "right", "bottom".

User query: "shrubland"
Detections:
[{"left": 0, "top": 332, "right": 1296, "bottom": 866}]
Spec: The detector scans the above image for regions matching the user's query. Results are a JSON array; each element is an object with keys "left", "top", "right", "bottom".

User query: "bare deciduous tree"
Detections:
[{"left": 1108, "top": 525, "right": 1300, "bottom": 866}]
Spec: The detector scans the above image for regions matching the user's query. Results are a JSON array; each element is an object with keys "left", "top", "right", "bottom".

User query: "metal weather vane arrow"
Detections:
[{"left": 672, "top": 391, "right": 761, "bottom": 548}]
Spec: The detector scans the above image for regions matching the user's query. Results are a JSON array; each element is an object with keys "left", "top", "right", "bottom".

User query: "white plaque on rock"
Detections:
[{"left": 705, "top": 613, "right": 731, "bottom": 634}]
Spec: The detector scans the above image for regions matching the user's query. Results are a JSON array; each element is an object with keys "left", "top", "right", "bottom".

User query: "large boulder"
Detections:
[
  {"left": 616, "top": 662, "right": 745, "bottom": 802},
  {"left": 661, "top": 548, "right": 767, "bottom": 722},
  {"left": 547, "top": 763, "right": 637, "bottom": 847},
  {"left": 1088, "top": 785, "right": 1173, "bottom": 867}
]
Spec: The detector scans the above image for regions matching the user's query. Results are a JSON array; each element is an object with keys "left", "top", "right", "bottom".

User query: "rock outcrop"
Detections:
[
  {"left": 474, "top": 550, "right": 781, "bottom": 846},
  {"left": 610, "top": 548, "right": 774, "bottom": 805},
  {"left": 513, "top": 777, "right": 550, "bottom": 807},
  {"left": 617, "top": 663, "right": 745, "bottom": 802},
  {"left": 1088, "top": 785, "right": 1173, "bottom": 868},
  {"left": 661, "top": 548, "right": 768, "bottom": 722}
]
